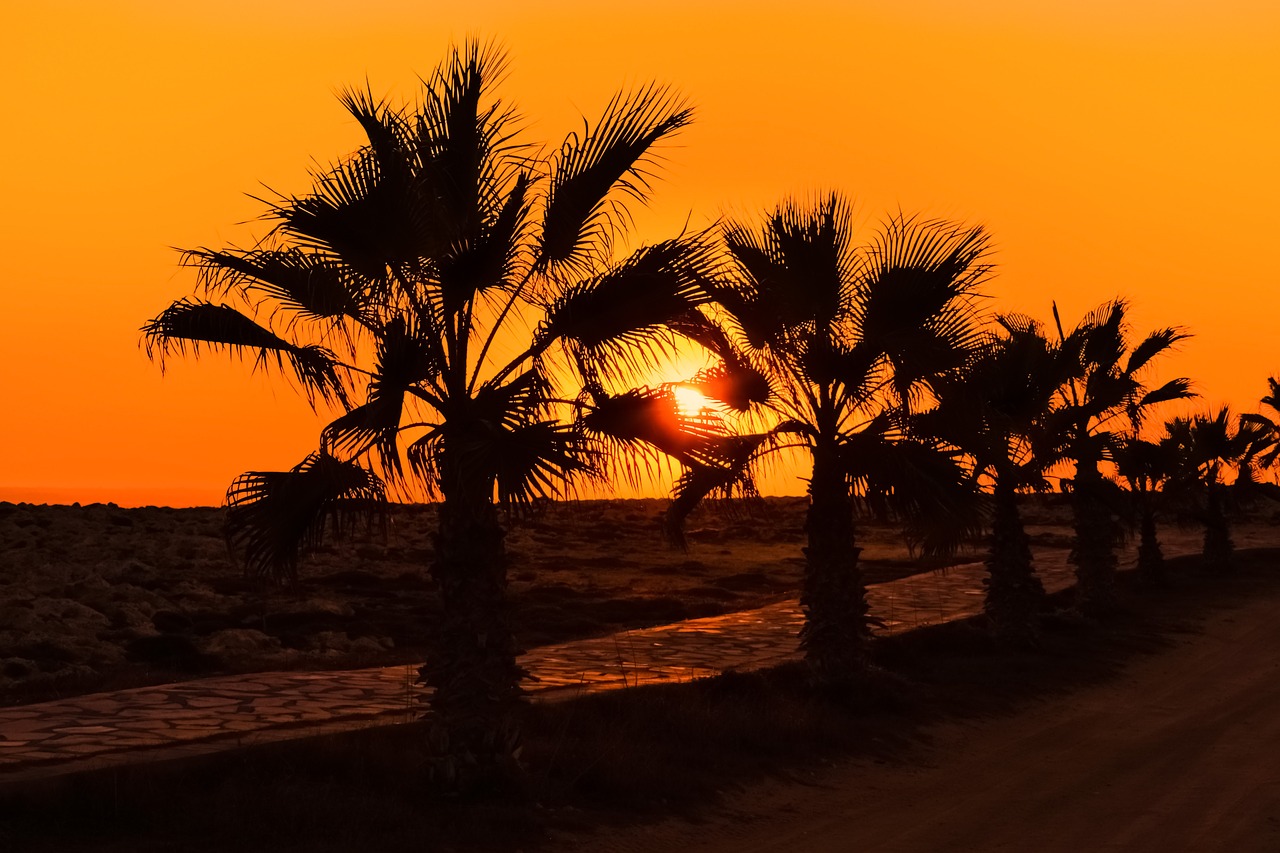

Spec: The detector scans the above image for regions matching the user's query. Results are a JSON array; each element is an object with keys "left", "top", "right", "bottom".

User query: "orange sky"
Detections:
[{"left": 3, "top": 1, "right": 1278, "bottom": 506}]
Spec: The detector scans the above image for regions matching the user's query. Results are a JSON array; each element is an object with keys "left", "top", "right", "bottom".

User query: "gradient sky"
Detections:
[{"left": 3, "top": 0, "right": 1278, "bottom": 506}]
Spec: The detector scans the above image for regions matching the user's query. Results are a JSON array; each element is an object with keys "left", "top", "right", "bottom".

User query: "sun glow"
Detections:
[{"left": 672, "top": 385, "right": 716, "bottom": 418}]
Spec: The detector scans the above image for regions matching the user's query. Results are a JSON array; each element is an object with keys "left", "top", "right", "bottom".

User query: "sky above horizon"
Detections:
[{"left": 3, "top": 1, "right": 1278, "bottom": 507}]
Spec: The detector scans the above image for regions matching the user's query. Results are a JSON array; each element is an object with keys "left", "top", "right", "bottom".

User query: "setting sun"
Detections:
[{"left": 672, "top": 385, "right": 716, "bottom": 418}]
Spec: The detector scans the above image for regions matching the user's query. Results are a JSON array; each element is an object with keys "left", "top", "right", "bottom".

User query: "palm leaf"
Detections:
[
  {"left": 722, "top": 194, "right": 857, "bottom": 339},
  {"left": 1137, "top": 377, "right": 1195, "bottom": 409},
  {"left": 142, "top": 298, "right": 347, "bottom": 405},
  {"left": 437, "top": 171, "right": 531, "bottom": 314},
  {"left": 321, "top": 316, "right": 444, "bottom": 474},
  {"left": 537, "top": 84, "right": 692, "bottom": 272},
  {"left": 580, "top": 386, "right": 725, "bottom": 464},
  {"left": 1124, "top": 326, "right": 1190, "bottom": 375},
  {"left": 540, "top": 234, "right": 718, "bottom": 377},
  {"left": 186, "top": 247, "right": 366, "bottom": 326},
  {"left": 663, "top": 433, "right": 772, "bottom": 546},
  {"left": 854, "top": 216, "right": 991, "bottom": 406},
  {"left": 224, "top": 453, "right": 387, "bottom": 584}
]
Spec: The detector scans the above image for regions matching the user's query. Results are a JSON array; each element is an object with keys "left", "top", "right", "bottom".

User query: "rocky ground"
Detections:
[{"left": 0, "top": 497, "right": 1003, "bottom": 703}]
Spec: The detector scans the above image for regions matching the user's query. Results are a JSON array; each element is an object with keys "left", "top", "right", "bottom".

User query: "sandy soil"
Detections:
[
  {"left": 0, "top": 497, "right": 988, "bottom": 702},
  {"left": 556, "top": 564, "right": 1280, "bottom": 853}
]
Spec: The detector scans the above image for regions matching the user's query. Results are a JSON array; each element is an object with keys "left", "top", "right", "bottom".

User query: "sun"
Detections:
[{"left": 672, "top": 385, "right": 715, "bottom": 418}]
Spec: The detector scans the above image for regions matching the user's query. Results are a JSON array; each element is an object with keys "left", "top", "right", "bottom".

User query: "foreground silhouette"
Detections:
[{"left": 144, "top": 41, "right": 729, "bottom": 791}]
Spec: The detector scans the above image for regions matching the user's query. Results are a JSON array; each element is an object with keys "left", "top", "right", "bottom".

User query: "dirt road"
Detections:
[{"left": 564, "top": 581, "right": 1280, "bottom": 852}]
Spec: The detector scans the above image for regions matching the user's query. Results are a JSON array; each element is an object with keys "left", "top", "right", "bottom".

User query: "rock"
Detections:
[
  {"left": 1, "top": 658, "right": 38, "bottom": 680},
  {"left": 152, "top": 610, "right": 194, "bottom": 633},
  {"left": 202, "top": 629, "right": 281, "bottom": 657}
]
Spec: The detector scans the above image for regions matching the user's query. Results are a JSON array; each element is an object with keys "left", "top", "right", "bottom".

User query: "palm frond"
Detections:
[
  {"left": 722, "top": 193, "right": 857, "bottom": 340},
  {"left": 413, "top": 41, "right": 521, "bottom": 242},
  {"left": 224, "top": 452, "right": 387, "bottom": 584},
  {"left": 579, "top": 386, "right": 724, "bottom": 464},
  {"left": 537, "top": 84, "right": 692, "bottom": 272},
  {"left": 186, "top": 247, "right": 367, "bottom": 326},
  {"left": 1138, "top": 377, "right": 1196, "bottom": 409},
  {"left": 437, "top": 171, "right": 531, "bottom": 314},
  {"left": 688, "top": 361, "right": 773, "bottom": 412},
  {"left": 842, "top": 427, "right": 982, "bottom": 556},
  {"left": 663, "top": 433, "right": 771, "bottom": 547},
  {"left": 854, "top": 216, "right": 991, "bottom": 406},
  {"left": 321, "top": 315, "right": 445, "bottom": 475},
  {"left": 142, "top": 298, "right": 347, "bottom": 405},
  {"left": 1125, "top": 326, "right": 1190, "bottom": 375},
  {"left": 539, "top": 234, "right": 718, "bottom": 377},
  {"left": 491, "top": 420, "right": 596, "bottom": 505}
]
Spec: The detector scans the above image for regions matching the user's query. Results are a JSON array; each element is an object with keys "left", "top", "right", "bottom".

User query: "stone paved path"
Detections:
[{"left": 0, "top": 545, "right": 1093, "bottom": 788}]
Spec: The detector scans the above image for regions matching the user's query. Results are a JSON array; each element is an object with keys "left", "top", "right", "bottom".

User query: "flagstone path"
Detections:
[{"left": 0, "top": 546, "right": 1091, "bottom": 789}]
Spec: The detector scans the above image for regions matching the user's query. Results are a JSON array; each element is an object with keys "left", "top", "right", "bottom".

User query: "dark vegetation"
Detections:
[{"left": 4, "top": 548, "right": 1277, "bottom": 853}]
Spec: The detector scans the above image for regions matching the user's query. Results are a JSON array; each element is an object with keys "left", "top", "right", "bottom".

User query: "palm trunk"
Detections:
[
  {"left": 799, "top": 443, "right": 870, "bottom": 684},
  {"left": 1136, "top": 492, "right": 1165, "bottom": 585},
  {"left": 1202, "top": 483, "right": 1234, "bottom": 573},
  {"left": 417, "top": 467, "right": 524, "bottom": 793},
  {"left": 1070, "top": 455, "right": 1119, "bottom": 614},
  {"left": 983, "top": 474, "right": 1043, "bottom": 644}
]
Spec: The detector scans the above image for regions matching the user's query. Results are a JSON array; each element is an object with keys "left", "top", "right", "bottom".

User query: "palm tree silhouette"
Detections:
[
  {"left": 143, "top": 42, "right": 729, "bottom": 789},
  {"left": 1164, "top": 407, "right": 1271, "bottom": 573},
  {"left": 929, "top": 319, "right": 1070, "bottom": 643},
  {"left": 1111, "top": 435, "right": 1179, "bottom": 585},
  {"left": 680, "top": 195, "right": 990, "bottom": 683},
  {"left": 1046, "top": 301, "right": 1192, "bottom": 612}
]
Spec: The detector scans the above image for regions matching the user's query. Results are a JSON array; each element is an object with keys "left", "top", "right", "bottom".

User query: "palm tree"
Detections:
[
  {"left": 1111, "top": 435, "right": 1179, "bottom": 585},
  {"left": 143, "top": 42, "right": 729, "bottom": 790},
  {"left": 1164, "top": 407, "right": 1271, "bottom": 573},
  {"left": 929, "top": 320, "right": 1069, "bottom": 643},
  {"left": 1047, "top": 301, "right": 1192, "bottom": 612},
  {"left": 1240, "top": 376, "right": 1280, "bottom": 475},
  {"left": 677, "top": 195, "right": 990, "bottom": 684}
]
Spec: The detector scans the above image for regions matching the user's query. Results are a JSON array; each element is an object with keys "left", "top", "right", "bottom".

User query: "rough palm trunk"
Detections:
[
  {"left": 1202, "top": 483, "right": 1234, "bottom": 573},
  {"left": 1070, "top": 456, "right": 1119, "bottom": 614},
  {"left": 983, "top": 475, "right": 1043, "bottom": 644},
  {"left": 799, "top": 444, "right": 869, "bottom": 683},
  {"left": 1136, "top": 493, "right": 1165, "bottom": 585},
  {"left": 418, "top": 463, "right": 524, "bottom": 792}
]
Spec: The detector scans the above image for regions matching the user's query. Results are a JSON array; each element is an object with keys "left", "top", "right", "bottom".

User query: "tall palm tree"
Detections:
[
  {"left": 1164, "top": 407, "right": 1271, "bottom": 573},
  {"left": 677, "top": 195, "right": 990, "bottom": 684},
  {"left": 1047, "top": 301, "right": 1192, "bottom": 612},
  {"left": 929, "top": 320, "right": 1069, "bottom": 643},
  {"left": 143, "top": 42, "right": 728, "bottom": 790}
]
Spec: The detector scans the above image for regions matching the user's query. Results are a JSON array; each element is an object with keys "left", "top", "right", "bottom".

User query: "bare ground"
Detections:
[
  {"left": 0, "top": 497, "right": 987, "bottom": 704},
  {"left": 553, "top": 558, "right": 1280, "bottom": 853}
]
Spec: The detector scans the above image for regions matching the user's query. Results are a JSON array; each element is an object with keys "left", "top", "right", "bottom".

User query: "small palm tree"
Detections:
[
  {"left": 930, "top": 320, "right": 1070, "bottom": 643},
  {"left": 143, "top": 42, "right": 728, "bottom": 790},
  {"left": 1111, "top": 435, "right": 1179, "bottom": 585},
  {"left": 1046, "top": 301, "right": 1192, "bottom": 612},
  {"left": 1164, "top": 408, "right": 1270, "bottom": 573},
  {"left": 677, "top": 195, "right": 990, "bottom": 683}
]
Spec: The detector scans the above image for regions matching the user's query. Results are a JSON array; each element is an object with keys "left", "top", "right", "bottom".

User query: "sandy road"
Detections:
[{"left": 563, "top": 583, "right": 1280, "bottom": 852}]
